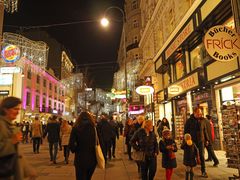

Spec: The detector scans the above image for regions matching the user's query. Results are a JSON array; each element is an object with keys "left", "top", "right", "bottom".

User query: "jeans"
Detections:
[
  {"left": 49, "top": 142, "right": 58, "bottom": 161},
  {"left": 75, "top": 165, "right": 96, "bottom": 180},
  {"left": 63, "top": 145, "right": 70, "bottom": 159},
  {"left": 32, "top": 137, "right": 41, "bottom": 153},
  {"left": 141, "top": 156, "right": 157, "bottom": 180},
  {"left": 206, "top": 143, "right": 219, "bottom": 164},
  {"left": 197, "top": 142, "right": 206, "bottom": 173}
]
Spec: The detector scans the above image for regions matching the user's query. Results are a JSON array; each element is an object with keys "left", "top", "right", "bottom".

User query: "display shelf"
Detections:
[{"left": 221, "top": 104, "right": 240, "bottom": 179}]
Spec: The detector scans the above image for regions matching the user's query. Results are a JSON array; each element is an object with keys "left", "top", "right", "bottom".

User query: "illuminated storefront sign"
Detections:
[
  {"left": 1, "top": 45, "right": 21, "bottom": 63},
  {"left": 165, "top": 20, "right": 194, "bottom": 59},
  {"left": 168, "top": 72, "right": 199, "bottom": 97},
  {"left": 0, "top": 67, "right": 21, "bottom": 74},
  {"left": 204, "top": 25, "right": 240, "bottom": 62},
  {"left": 136, "top": 85, "right": 154, "bottom": 95},
  {"left": 0, "top": 74, "right": 13, "bottom": 85}
]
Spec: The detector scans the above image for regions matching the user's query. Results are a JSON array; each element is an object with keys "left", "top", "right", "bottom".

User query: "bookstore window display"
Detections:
[{"left": 222, "top": 104, "right": 240, "bottom": 179}]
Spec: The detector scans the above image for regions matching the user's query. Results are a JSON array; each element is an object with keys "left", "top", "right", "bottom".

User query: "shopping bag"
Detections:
[
  {"left": 94, "top": 128, "right": 105, "bottom": 169},
  {"left": 132, "top": 150, "right": 145, "bottom": 161}
]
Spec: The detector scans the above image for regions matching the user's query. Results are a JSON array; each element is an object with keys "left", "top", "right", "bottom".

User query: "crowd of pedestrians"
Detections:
[{"left": 0, "top": 96, "right": 220, "bottom": 180}]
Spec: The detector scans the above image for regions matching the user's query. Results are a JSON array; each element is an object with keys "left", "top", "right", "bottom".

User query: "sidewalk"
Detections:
[{"left": 21, "top": 137, "right": 238, "bottom": 180}]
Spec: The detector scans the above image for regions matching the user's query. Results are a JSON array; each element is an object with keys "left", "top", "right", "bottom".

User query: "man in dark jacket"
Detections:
[
  {"left": 109, "top": 116, "right": 119, "bottom": 158},
  {"left": 97, "top": 114, "right": 115, "bottom": 162},
  {"left": 205, "top": 115, "right": 219, "bottom": 166},
  {"left": 184, "top": 107, "right": 209, "bottom": 178},
  {"left": 43, "top": 115, "right": 60, "bottom": 164}
]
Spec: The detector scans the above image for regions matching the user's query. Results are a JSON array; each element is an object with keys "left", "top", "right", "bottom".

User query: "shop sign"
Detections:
[
  {"left": 165, "top": 20, "right": 194, "bottom": 59},
  {"left": 204, "top": 25, "right": 240, "bottom": 62},
  {"left": 0, "top": 67, "right": 21, "bottom": 74},
  {"left": 0, "top": 90, "right": 9, "bottom": 95},
  {"left": 136, "top": 85, "right": 154, "bottom": 95},
  {"left": 193, "top": 92, "right": 210, "bottom": 102},
  {"left": 1, "top": 44, "right": 21, "bottom": 63},
  {"left": 168, "top": 72, "right": 199, "bottom": 96}
]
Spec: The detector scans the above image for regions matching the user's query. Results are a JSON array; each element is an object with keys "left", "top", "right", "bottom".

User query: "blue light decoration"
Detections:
[{"left": 1, "top": 44, "right": 21, "bottom": 63}]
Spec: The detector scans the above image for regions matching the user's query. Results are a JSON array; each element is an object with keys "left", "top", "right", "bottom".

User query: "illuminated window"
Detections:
[
  {"left": 190, "top": 43, "right": 211, "bottom": 71},
  {"left": 175, "top": 60, "right": 184, "bottom": 80}
]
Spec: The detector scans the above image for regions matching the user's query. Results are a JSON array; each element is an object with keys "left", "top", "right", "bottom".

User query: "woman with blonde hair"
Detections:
[
  {"left": 60, "top": 119, "right": 72, "bottom": 164},
  {"left": 69, "top": 111, "right": 97, "bottom": 180},
  {"left": 130, "top": 120, "right": 158, "bottom": 180}
]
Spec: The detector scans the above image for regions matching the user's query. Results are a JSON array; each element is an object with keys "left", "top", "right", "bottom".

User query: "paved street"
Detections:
[{"left": 21, "top": 137, "right": 238, "bottom": 180}]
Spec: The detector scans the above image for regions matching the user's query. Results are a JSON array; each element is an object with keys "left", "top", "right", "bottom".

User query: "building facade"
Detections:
[{"left": 139, "top": 0, "right": 240, "bottom": 150}]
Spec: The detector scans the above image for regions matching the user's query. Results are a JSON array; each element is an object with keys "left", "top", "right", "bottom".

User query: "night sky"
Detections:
[{"left": 3, "top": 0, "right": 125, "bottom": 89}]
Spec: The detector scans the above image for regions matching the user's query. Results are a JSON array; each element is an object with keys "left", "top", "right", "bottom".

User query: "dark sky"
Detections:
[{"left": 3, "top": 0, "right": 125, "bottom": 89}]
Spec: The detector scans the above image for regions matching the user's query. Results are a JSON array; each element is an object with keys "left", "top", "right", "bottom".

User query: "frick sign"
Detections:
[{"left": 204, "top": 25, "right": 240, "bottom": 62}]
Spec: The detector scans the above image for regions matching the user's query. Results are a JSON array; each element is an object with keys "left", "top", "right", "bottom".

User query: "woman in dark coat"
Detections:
[
  {"left": 157, "top": 117, "right": 170, "bottom": 138},
  {"left": 124, "top": 118, "right": 135, "bottom": 160},
  {"left": 130, "top": 120, "right": 158, "bottom": 180},
  {"left": 69, "top": 112, "right": 97, "bottom": 180},
  {"left": 159, "top": 128, "right": 177, "bottom": 180}
]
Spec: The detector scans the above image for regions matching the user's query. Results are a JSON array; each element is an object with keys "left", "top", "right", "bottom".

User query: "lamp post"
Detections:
[{"left": 101, "top": 6, "right": 128, "bottom": 121}]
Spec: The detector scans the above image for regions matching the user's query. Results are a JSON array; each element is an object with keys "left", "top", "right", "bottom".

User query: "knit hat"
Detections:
[{"left": 162, "top": 127, "right": 170, "bottom": 137}]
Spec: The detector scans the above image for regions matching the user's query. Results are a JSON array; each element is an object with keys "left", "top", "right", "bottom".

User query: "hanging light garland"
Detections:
[{"left": 4, "top": 0, "right": 18, "bottom": 13}]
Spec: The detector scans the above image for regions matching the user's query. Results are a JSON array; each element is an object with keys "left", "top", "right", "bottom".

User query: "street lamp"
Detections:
[{"left": 100, "top": 6, "right": 128, "bottom": 121}]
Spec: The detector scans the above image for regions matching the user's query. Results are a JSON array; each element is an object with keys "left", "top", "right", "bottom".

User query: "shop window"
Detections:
[
  {"left": 26, "top": 92, "right": 31, "bottom": 106},
  {"left": 131, "top": 0, "right": 138, "bottom": 10},
  {"left": 175, "top": 60, "right": 184, "bottom": 80},
  {"left": 190, "top": 43, "right": 211, "bottom": 71}
]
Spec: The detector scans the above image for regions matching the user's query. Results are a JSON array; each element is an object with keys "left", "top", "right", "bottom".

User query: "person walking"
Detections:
[
  {"left": 159, "top": 127, "right": 177, "bottom": 180},
  {"left": 157, "top": 117, "right": 170, "bottom": 138},
  {"left": 43, "top": 115, "right": 60, "bottom": 164},
  {"left": 184, "top": 107, "right": 209, "bottom": 178},
  {"left": 69, "top": 111, "right": 97, "bottom": 180},
  {"left": 97, "top": 114, "right": 115, "bottom": 162},
  {"left": 124, "top": 118, "right": 135, "bottom": 160},
  {"left": 205, "top": 115, "right": 219, "bottom": 166},
  {"left": 109, "top": 116, "right": 119, "bottom": 158},
  {"left": 130, "top": 120, "right": 158, "bottom": 180},
  {"left": 60, "top": 119, "right": 72, "bottom": 164},
  {"left": 0, "top": 96, "right": 37, "bottom": 180},
  {"left": 31, "top": 116, "right": 42, "bottom": 154},
  {"left": 181, "top": 133, "right": 200, "bottom": 180}
]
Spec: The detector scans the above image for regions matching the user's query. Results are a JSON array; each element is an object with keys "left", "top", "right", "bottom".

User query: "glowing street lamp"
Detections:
[
  {"left": 100, "top": 6, "right": 128, "bottom": 120},
  {"left": 100, "top": 17, "right": 109, "bottom": 27}
]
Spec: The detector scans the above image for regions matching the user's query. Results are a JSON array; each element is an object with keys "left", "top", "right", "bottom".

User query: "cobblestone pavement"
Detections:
[{"left": 20, "top": 137, "right": 238, "bottom": 180}]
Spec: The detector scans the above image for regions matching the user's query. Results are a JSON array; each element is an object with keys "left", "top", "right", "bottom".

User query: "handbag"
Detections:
[
  {"left": 132, "top": 150, "right": 145, "bottom": 161},
  {"left": 94, "top": 127, "right": 105, "bottom": 169},
  {"left": 0, "top": 153, "right": 17, "bottom": 177}
]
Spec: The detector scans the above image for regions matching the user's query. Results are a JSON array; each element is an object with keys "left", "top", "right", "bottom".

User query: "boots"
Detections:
[
  {"left": 190, "top": 171, "right": 194, "bottom": 180},
  {"left": 185, "top": 172, "right": 189, "bottom": 180}
]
